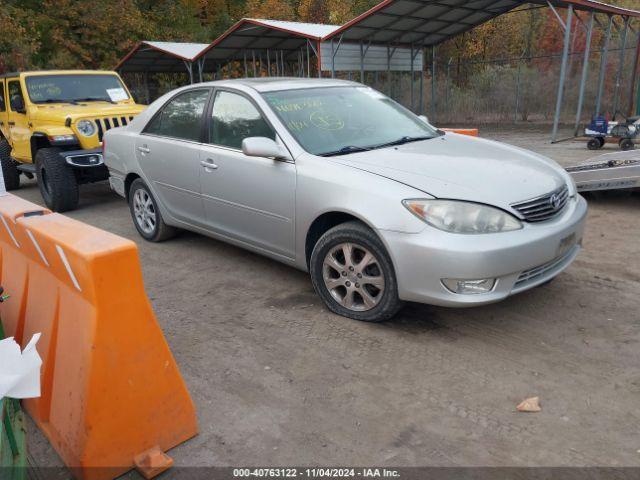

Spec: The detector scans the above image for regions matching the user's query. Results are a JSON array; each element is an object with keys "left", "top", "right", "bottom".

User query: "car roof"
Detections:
[
  {"left": 0, "top": 70, "right": 119, "bottom": 79},
  {"left": 198, "top": 77, "right": 360, "bottom": 93}
]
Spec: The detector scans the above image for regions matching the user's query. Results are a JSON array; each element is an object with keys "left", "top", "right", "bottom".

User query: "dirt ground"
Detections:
[{"left": 17, "top": 125, "right": 640, "bottom": 475}]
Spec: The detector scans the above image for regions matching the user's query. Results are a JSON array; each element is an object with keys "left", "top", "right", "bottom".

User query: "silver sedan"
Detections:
[{"left": 104, "top": 78, "right": 587, "bottom": 322}]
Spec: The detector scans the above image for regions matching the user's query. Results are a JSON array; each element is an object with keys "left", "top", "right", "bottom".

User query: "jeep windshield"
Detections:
[
  {"left": 263, "top": 86, "right": 439, "bottom": 157},
  {"left": 25, "top": 74, "right": 130, "bottom": 105}
]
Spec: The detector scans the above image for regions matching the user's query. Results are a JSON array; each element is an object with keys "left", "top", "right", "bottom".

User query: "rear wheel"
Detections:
[
  {"left": 619, "top": 138, "right": 634, "bottom": 151},
  {"left": 310, "top": 221, "right": 402, "bottom": 322},
  {"left": 0, "top": 138, "right": 20, "bottom": 190},
  {"left": 35, "top": 147, "right": 79, "bottom": 212},
  {"left": 128, "top": 178, "right": 177, "bottom": 242}
]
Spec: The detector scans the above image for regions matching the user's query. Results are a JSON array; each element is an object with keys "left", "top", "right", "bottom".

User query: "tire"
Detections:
[
  {"left": 128, "top": 178, "right": 177, "bottom": 242},
  {"left": 587, "top": 138, "right": 601, "bottom": 150},
  {"left": 35, "top": 148, "right": 79, "bottom": 212},
  {"left": 0, "top": 138, "right": 20, "bottom": 190},
  {"left": 619, "top": 138, "right": 634, "bottom": 151},
  {"left": 597, "top": 137, "right": 605, "bottom": 148},
  {"left": 310, "top": 220, "right": 403, "bottom": 322}
]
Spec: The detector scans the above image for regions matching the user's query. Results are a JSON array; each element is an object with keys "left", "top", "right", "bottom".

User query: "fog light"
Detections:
[{"left": 442, "top": 278, "right": 496, "bottom": 295}]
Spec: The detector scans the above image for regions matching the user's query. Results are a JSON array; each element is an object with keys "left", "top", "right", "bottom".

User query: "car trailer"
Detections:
[
  {"left": 584, "top": 115, "right": 640, "bottom": 151},
  {"left": 566, "top": 150, "right": 640, "bottom": 192}
]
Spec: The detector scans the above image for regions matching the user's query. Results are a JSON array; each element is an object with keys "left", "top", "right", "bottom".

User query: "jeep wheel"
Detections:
[
  {"left": 35, "top": 148, "right": 79, "bottom": 212},
  {"left": 0, "top": 138, "right": 20, "bottom": 191}
]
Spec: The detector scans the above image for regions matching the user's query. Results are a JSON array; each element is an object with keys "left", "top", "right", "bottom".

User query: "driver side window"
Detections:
[
  {"left": 8, "top": 81, "right": 25, "bottom": 112},
  {"left": 209, "top": 91, "right": 275, "bottom": 150}
]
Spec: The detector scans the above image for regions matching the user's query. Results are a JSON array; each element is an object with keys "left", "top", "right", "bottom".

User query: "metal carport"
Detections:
[
  {"left": 198, "top": 19, "right": 341, "bottom": 78},
  {"left": 116, "top": 41, "right": 210, "bottom": 83},
  {"left": 321, "top": 0, "right": 640, "bottom": 140}
]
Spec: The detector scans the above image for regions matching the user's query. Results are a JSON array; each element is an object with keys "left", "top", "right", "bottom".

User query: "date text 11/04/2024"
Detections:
[{"left": 232, "top": 468, "right": 401, "bottom": 478}]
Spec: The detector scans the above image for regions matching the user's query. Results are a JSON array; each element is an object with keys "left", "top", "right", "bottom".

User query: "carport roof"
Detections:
[
  {"left": 116, "top": 41, "right": 210, "bottom": 73},
  {"left": 199, "top": 19, "right": 341, "bottom": 62},
  {"left": 322, "top": 0, "right": 640, "bottom": 47}
]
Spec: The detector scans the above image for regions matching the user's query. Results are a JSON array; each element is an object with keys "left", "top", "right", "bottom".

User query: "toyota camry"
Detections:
[{"left": 104, "top": 78, "right": 587, "bottom": 322}]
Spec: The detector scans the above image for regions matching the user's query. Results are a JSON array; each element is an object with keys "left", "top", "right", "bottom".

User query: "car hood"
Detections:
[
  {"left": 30, "top": 103, "right": 146, "bottom": 125},
  {"left": 329, "top": 133, "right": 567, "bottom": 209}
]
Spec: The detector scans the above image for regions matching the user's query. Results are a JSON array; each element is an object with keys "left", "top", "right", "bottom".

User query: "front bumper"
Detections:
[{"left": 379, "top": 195, "right": 588, "bottom": 307}]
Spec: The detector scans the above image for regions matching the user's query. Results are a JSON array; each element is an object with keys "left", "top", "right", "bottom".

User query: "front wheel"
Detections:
[
  {"left": 310, "top": 221, "right": 403, "bottom": 322},
  {"left": 35, "top": 148, "right": 79, "bottom": 212},
  {"left": 128, "top": 178, "right": 177, "bottom": 242},
  {"left": 587, "top": 138, "right": 602, "bottom": 150}
]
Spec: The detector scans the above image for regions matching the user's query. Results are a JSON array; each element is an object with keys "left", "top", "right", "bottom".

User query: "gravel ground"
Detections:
[{"left": 16, "top": 124, "right": 640, "bottom": 476}]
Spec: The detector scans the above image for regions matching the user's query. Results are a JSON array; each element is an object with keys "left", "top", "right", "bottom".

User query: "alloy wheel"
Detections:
[
  {"left": 322, "top": 242, "right": 385, "bottom": 312},
  {"left": 133, "top": 188, "right": 157, "bottom": 235}
]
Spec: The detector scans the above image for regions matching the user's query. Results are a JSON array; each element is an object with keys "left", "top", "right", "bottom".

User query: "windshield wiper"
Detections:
[
  {"left": 319, "top": 145, "right": 372, "bottom": 157},
  {"left": 74, "top": 97, "right": 116, "bottom": 104},
  {"left": 370, "top": 135, "right": 435, "bottom": 150}
]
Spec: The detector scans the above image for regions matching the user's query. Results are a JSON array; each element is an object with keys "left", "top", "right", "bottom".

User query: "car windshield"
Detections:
[
  {"left": 25, "top": 74, "right": 130, "bottom": 104},
  {"left": 262, "top": 86, "right": 439, "bottom": 156}
]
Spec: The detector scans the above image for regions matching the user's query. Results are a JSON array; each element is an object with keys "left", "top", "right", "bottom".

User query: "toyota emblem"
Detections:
[{"left": 549, "top": 193, "right": 561, "bottom": 210}]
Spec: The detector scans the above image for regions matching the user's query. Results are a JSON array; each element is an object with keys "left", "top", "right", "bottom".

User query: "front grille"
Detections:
[
  {"left": 94, "top": 116, "right": 135, "bottom": 142},
  {"left": 514, "top": 246, "right": 578, "bottom": 288},
  {"left": 510, "top": 184, "right": 569, "bottom": 222}
]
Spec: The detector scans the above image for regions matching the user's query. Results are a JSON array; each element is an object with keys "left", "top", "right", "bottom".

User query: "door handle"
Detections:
[
  {"left": 8, "top": 121, "right": 15, "bottom": 126},
  {"left": 200, "top": 159, "right": 218, "bottom": 170},
  {"left": 137, "top": 146, "right": 150, "bottom": 154}
]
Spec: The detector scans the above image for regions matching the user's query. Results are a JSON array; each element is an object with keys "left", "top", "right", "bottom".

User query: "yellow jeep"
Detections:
[{"left": 0, "top": 70, "right": 145, "bottom": 211}]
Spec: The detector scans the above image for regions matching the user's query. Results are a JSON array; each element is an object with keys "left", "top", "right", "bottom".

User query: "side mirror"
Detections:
[
  {"left": 242, "top": 137, "right": 290, "bottom": 160},
  {"left": 418, "top": 115, "right": 430, "bottom": 124}
]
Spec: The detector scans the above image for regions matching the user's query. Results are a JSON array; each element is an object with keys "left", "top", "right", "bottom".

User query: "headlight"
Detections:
[
  {"left": 76, "top": 120, "right": 96, "bottom": 137},
  {"left": 403, "top": 199, "right": 522, "bottom": 234}
]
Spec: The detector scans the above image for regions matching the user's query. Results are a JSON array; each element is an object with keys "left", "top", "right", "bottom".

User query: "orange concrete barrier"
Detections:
[
  {"left": 442, "top": 128, "right": 479, "bottom": 137},
  {"left": 0, "top": 193, "right": 197, "bottom": 480}
]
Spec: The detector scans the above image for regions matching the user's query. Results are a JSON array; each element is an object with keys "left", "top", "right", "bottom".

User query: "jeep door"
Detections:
[
  {"left": 135, "top": 88, "right": 211, "bottom": 226},
  {"left": 199, "top": 89, "right": 296, "bottom": 258},
  {"left": 6, "top": 78, "right": 31, "bottom": 161}
]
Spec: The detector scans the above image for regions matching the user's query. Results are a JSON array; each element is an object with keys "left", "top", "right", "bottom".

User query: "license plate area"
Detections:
[{"left": 557, "top": 232, "right": 577, "bottom": 258}]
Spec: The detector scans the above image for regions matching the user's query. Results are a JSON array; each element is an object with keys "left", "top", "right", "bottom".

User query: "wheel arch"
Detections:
[
  {"left": 124, "top": 172, "right": 142, "bottom": 201},
  {"left": 304, "top": 210, "right": 379, "bottom": 270},
  {"left": 31, "top": 133, "right": 53, "bottom": 161}
]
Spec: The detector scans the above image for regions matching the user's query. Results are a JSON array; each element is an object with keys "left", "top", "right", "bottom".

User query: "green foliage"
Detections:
[{"left": 0, "top": 0, "right": 637, "bottom": 73}]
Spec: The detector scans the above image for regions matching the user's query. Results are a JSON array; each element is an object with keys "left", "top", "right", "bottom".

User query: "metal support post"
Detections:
[
  {"left": 596, "top": 16, "right": 614, "bottom": 116},
  {"left": 410, "top": 44, "right": 415, "bottom": 110},
  {"left": 612, "top": 17, "right": 630, "bottom": 118},
  {"left": 446, "top": 57, "right": 452, "bottom": 117},
  {"left": 628, "top": 31, "right": 640, "bottom": 115},
  {"left": 419, "top": 50, "right": 425, "bottom": 115},
  {"left": 184, "top": 61, "right": 194, "bottom": 84},
  {"left": 431, "top": 45, "right": 436, "bottom": 120},
  {"left": 252, "top": 50, "right": 257, "bottom": 77},
  {"left": 574, "top": 13, "right": 595, "bottom": 134},
  {"left": 360, "top": 41, "right": 365, "bottom": 84},
  {"left": 387, "top": 44, "right": 392, "bottom": 96},
  {"left": 551, "top": 4, "right": 573, "bottom": 143}
]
